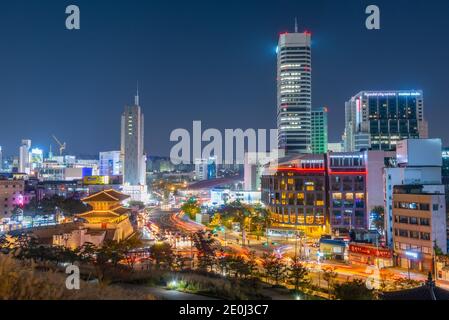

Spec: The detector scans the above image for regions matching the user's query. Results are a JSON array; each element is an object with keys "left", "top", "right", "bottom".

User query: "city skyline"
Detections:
[
  {"left": 2, "top": 0, "right": 449, "bottom": 304},
  {"left": 1, "top": 0, "right": 449, "bottom": 157}
]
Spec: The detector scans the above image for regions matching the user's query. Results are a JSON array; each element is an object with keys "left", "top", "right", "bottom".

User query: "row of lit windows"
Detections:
[
  {"left": 272, "top": 213, "right": 325, "bottom": 225},
  {"left": 394, "top": 215, "right": 430, "bottom": 226},
  {"left": 394, "top": 202, "right": 433, "bottom": 211},
  {"left": 394, "top": 229, "right": 431, "bottom": 241},
  {"left": 394, "top": 242, "right": 432, "bottom": 254}
]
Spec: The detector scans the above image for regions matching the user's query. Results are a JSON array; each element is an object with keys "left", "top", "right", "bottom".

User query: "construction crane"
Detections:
[{"left": 52, "top": 135, "right": 66, "bottom": 156}]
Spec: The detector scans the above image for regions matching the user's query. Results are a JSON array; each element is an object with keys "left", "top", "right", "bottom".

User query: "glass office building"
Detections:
[
  {"left": 311, "top": 107, "right": 328, "bottom": 154},
  {"left": 343, "top": 91, "right": 427, "bottom": 151}
]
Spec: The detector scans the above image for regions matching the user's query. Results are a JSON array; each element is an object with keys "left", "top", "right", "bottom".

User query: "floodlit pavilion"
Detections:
[{"left": 76, "top": 189, "right": 134, "bottom": 242}]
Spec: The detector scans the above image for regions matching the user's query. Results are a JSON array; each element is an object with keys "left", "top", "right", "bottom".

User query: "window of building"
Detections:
[
  {"left": 399, "top": 216, "right": 408, "bottom": 224},
  {"left": 420, "top": 218, "right": 430, "bottom": 226},
  {"left": 398, "top": 229, "right": 408, "bottom": 237},
  {"left": 306, "top": 193, "right": 314, "bottom": 206},
  {"left": 332, "top": 193, "right": 342, "bottom": 208},
  {"left": 421, "top": 232, "right": 431, "bottom": 241},
  {"left": 296, "top": 193, "right": 304, "bottom": 206},
  {"left": 422, "top": 247, "right": 431, "bottom": 254},
  {"left": 410, "top": 231, "right": 420, "bottom": 239}
]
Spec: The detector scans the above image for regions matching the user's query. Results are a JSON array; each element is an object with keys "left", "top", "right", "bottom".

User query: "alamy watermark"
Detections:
[
  {"left": 65, "top": 264, "right": 80, "bottom": 290},
  {"left": 169, "top": 121, "right": 281, "bottom": 165},
  {"left": 66, "top": 5, "right": 80, "bottom": 30},
  {"left": 366, "top": 5, "right": 380, "bottom": 30}
]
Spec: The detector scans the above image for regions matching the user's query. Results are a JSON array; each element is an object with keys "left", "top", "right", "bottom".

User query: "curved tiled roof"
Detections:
[{"left": 82, "top": 189, "right": 130, "bottom": 203}]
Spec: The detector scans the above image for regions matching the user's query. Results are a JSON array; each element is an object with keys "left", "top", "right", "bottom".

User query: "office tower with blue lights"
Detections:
[
  {"left": 277, "top": 25, "right": 312, "bottom": 155},
  {"left": 343, "top": 90, "right": 428, "bottom": 152}
]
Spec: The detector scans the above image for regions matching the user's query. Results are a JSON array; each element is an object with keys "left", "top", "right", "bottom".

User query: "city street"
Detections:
[{"left": 143, "top": 206, "right": 434, "bottom": 294}]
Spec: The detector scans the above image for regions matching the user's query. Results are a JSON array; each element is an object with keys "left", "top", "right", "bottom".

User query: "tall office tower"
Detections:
[
  {"left": 0, "top": 146, "right": 3, "bottom": 171},
  {"left": 99, "top": 151, "right": 122, "bottom": 176},
  {"left": 277, "top": 24, "right": 312, "bottom": 155},
  {"left": 19, "top": 139, "right": 32, "bottom": 174},
  {"left": 343, "top": 91, "right": 427, "bottom": 152},
  {"left": 121, "top": 91, "right": 146, "bottom": 187},
  {"left": 311, "top": 107, "right": 328, "bottom": 154}
]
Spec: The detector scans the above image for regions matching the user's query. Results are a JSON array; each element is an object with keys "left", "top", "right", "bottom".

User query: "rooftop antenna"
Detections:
[
  {"left": 294, "top": 17, "right": 298, "bottom": 33},
  {"left": 135, "top": 81, "right": 140, "bottom": 106}
]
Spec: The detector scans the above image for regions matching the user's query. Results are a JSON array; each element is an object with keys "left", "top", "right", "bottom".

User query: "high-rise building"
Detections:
[
  {"left": 384, "top": 139, "right": 443, "bottom": 247},
  {"left": 311, "top": 107, "right": 328, "bottom": 154},
  {"left": 120, "top": 90, "right": 147, "bottom": 202},
  {"left": 277, "top": 25, "right": 312, "bottom": 155},
  {"left": 99, "top": 151, "right": 122, "bottom": 176},
  {"left": 261, "top": 154, "right": 327, "bottom": 236},
  {"left": 121, "top": 92, "right": 146, "bottom": 186},
  {"left": 392, "top": 184, "right": 446, "bottom": 273},
  {"left": 344, "top": 91, "right": 427, "bottom": 152},
  {"left": 19, "top": 139, "right": 32, "bottom": 174},
  {"left": 261, "top": 150, "right": 391, "bottom": 236}
]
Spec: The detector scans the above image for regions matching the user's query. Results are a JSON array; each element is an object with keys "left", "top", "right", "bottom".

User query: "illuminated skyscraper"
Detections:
[
  {"left": 121, "top": 90, "right": 146, "bottom": 187},
  {"left": 277, "top": 22, "right": 312, "bottom": 155}
]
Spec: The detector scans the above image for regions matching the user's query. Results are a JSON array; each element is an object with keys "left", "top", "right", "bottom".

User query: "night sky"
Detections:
[{"left": 1, "top": 0, "right": 449, "bottom": 157}]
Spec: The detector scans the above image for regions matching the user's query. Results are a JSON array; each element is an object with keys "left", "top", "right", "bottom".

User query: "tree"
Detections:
[
  {"left": 333, "top": 279, "right": 376, "bottom": 300},
  {"left": 150, "top": 242, "right": 174, "bottom": 269},
  {"left": 192, "top": 231, "right": 217, "bottom": 272},
  {"left": 181, "top": 198, "right": 201, "bottom": 220},
  {"left": 288, "top": 258, "right": 310, "bottom": 293},
  {"left": 24, "top": 195, "right": 91, "bottom": 216},
  {"left": 246, "top": 250, "right": 259, "bottom": 279},
  {"left": 322, "top": 266, "right": 338, "bottom": 298},
  {"left": 209, "top": 213, "right": 222, "bottom": 228},
  {"left": 171, "top": 253, "right": 189, "bottom": 272},
  {"left": 120, "top": 235, "right": 144, "bottom": 270},
  {"left": 262, "top": 253, "right": 287, "bottom": 286}
]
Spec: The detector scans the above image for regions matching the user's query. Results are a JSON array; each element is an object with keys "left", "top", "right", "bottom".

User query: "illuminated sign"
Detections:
[
  {"left": 405, "top": 250, "right": 421, "bottom": 260},
  {"left": 363, "top": 92, "right": 421, "bottom": 97},
  {"left": 364, "top": 92, "right": 397, "bottom": 97},
  {"left": 83, "top": 176, "right": 109, "bottom": 185},
  {"left": 398, "top": 92, "right": 421, "bottom": 97},
  {"left": 349, "top": 244, "right": 392, "bottom": 259}
]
